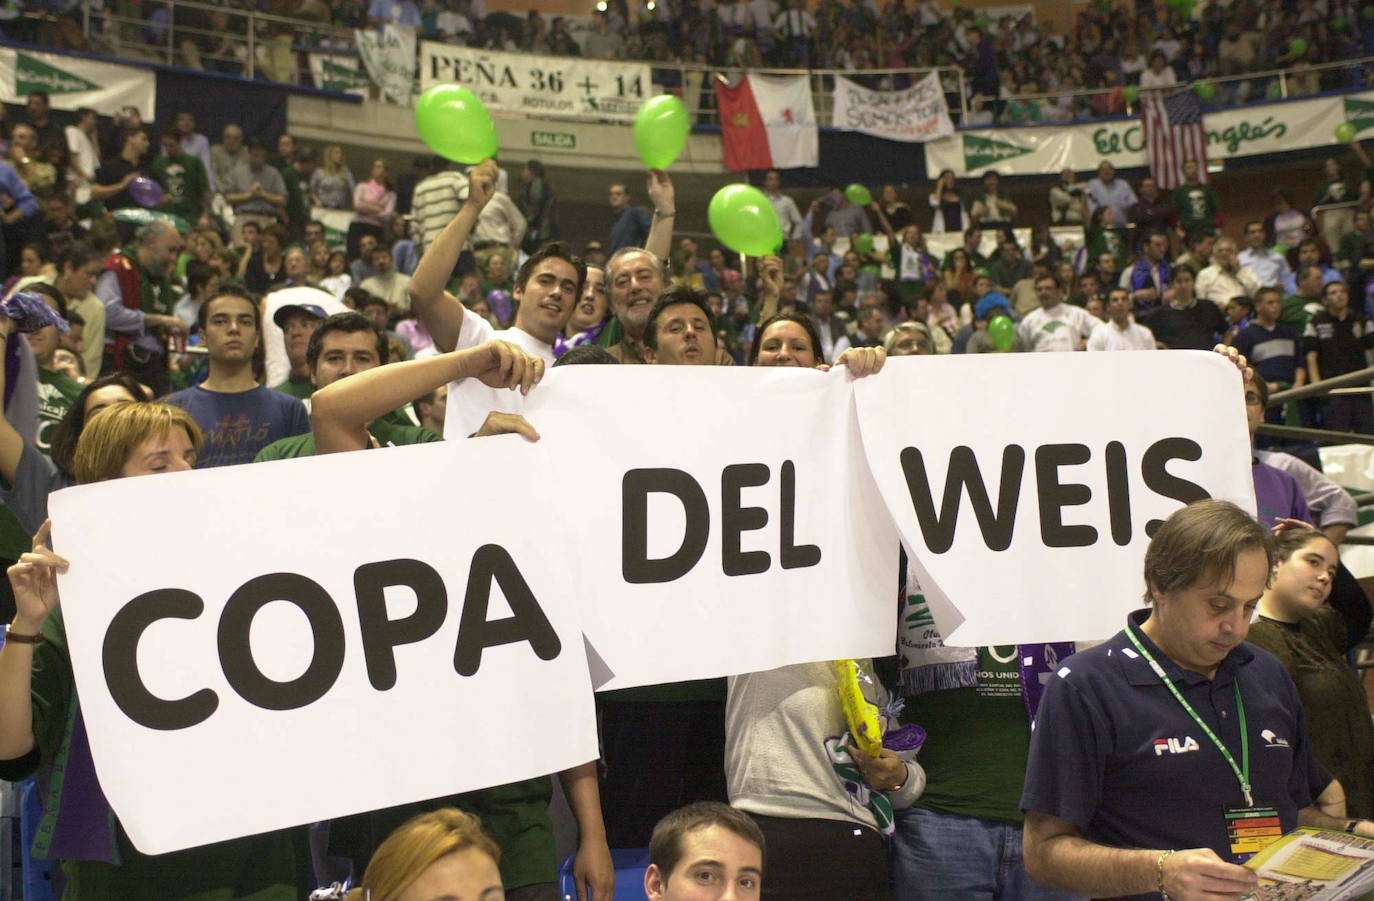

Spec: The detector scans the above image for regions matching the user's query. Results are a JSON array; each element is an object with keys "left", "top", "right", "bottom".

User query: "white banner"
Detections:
[
  {"left": 0, "top": 48, "right": 154, "bottom": 120},
  {"left": 853, "top": 352, "right": 1256, "bottom": 645},
  {"left": 832, "top": 73, "right": 953, "bottom": 143},
  {"left": 926, "top": 90, "right": 1374, "bottom": 178},
  {"left": 523, "top": 365, "right": 899, "bottom": 690},
  {"left": 308, "top": 52, "right": 369, "bottom": 97},
  {"left": 355, "top": 25, "right": 416, "bottom": 105},
  {"left": 419, "top": 42, "right": 654, "bottom": 121},
  {"left": 50, "top": 354, "right": 1255, "bottom": 853},
  {"left": 51, "top": 438, "right": 598, "bottom": 856}
]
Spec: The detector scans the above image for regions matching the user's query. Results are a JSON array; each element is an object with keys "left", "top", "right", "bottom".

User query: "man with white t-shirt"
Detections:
[
  {"left": 1087, "top": 287, "right": 1156, "bottom": 351},
  {"left": 1017, "top": 274, "right": 1098, "bottom": 352},
  {"left": 407, "top": 159, "right": 585, "bottom": 439}
]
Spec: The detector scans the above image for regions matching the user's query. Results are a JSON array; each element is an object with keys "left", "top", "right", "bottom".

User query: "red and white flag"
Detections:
[
  {"left": 1142, "top": 88, "right": 1208, "bottom": 190},
  {"left": 714, "top": 74, "right": 819, "bottom": 171}
]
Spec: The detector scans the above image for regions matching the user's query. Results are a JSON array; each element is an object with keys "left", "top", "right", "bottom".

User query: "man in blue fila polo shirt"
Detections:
[{"left": 1020, "top": 500, "right": 1374, "bottom": 901}]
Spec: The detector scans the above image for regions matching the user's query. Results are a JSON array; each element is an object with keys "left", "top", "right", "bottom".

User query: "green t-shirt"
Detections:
[
  {"left": 1280, "top": 293, "right": 1320, "bottom": 331},
  {"left": 280, "top": 165, "right": 309, "bottom": 234},
  {"left": 151, "top": 153, "right": 209, "bottom": 223},
  {"left": 253, "top": 415, "right": 440, "bottom": 461},
  {"left": 901, "top": 644, "right": 1033, "bottom": 824},
  {"left": 1173, "top": 182, "right": 1220, "bottom": 235},
  {"left": 1086, "top": 226, "right": 1129, "bottom": 270},
  {"left": 35, "top": 368, "right": 82, "bottom": 457},
  {"left": 1315, "top": 178, "right": 1355, "bottom": 207},
  {"left": 272, "top": 375, "right": 314, "bottom": 400}
]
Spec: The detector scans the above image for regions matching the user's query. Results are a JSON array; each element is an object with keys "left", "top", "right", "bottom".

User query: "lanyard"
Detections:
[{"left": 1126, "top": 624, "right": 1252, "bottom": 807}]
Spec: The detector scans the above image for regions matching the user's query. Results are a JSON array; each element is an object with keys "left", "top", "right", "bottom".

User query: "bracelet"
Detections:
[
  {"left": 1347, "top": 819, "right": 1365, "bottom": 834},
  {"left": 653, "top": 210, "right": 676, "bottom": 219},
  {"left": 4, "top": 628, "right": 41, "bottom": 644},
  {"left": 1156, "top": 849, "right": 1175, "bottom": 901}
]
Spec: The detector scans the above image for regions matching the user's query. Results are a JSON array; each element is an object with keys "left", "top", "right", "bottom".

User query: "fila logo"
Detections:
[
  {"left": 1261, "top": 729, "right": 1290, "bottom": 749},
  {"left": 1154, "top": 736, "right": 1201, "bottom": 756}
]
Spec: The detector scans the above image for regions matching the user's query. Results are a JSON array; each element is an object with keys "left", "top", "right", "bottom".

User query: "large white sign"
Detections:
[
  {"left": 51, "top": 353, "right": 1257, "bottom": 854},
  {"left": 832, "top": 72, "right": 953, "bottom": 143},
  {"left": 853, "top": 352, "right": 1256, "bottom": 645},
  {"left": 419, "top": 42, "right": 654, "bottom": 121},
  {"left": 51, "top": 438, "right": 598, "bottom": 856},
  {"left": 0, "top": 48, "right": 154, "bottom": 119},
  {"left": 925, "top": 90, "right": 1374, "bottom": 178},
  {"left": 524, "top": 365, "right": 900, "bottom": 690}
]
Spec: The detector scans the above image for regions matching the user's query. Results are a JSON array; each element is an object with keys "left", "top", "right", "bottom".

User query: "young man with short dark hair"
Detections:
[
  {"left": 643, "top": 286, "right": 719, "bottom": 366},
  {"left": 645, "top": 801, "right": 765, "bottom": 901},
  {"left": 1304, "top": 280, "right": 1374, "bottom": 434},
  {"left": 256, "top": 312, "right": 437, "bottom": 460},
  {"left": 164, "top": 290, "right": 309, "bottom": 467}
]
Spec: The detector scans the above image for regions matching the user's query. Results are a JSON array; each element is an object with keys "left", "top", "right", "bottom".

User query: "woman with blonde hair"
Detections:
[
  {"left": 346, "top": 808, "right": 502, "bottom": 901},
  {"left": 0, "top": 401, "right": 306, "bottom": 897},
  {"left": 311, "top": 143, "right": 356, "bottom": 210}
]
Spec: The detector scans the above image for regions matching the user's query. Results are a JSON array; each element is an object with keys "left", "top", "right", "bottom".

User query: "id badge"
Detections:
[{"left": 1225, "top": 805, "right": 1283, "bottom": 862}]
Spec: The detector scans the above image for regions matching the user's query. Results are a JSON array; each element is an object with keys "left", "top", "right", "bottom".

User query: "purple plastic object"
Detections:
[{"left": 128, "top": 176, "right": 164, "bottom": 209}]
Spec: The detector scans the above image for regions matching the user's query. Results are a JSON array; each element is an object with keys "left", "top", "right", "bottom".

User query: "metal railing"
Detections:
[{"left": 40, "top": 1, "right": 1374, "bottom": 125}]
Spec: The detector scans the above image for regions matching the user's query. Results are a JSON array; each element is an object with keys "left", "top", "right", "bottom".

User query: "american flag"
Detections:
[{"left": 1142, "top": 88, "right": 1209, "bottom": 190}]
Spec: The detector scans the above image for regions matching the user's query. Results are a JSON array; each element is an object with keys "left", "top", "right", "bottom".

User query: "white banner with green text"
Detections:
[
  {"left": 926, "top": 90, "right": 1374, "bottom": 178},
  {"left": 0, "top": 48, "right": 154, "bottom": 119}
]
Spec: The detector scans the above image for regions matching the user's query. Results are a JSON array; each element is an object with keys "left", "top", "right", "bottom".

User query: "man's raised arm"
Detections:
[
  {"left": 311, "top": 340, "right": 544, "bottom": 454},
  {"left": 409, "top": 159, "right": 499, "bottom": 353},
  {"left": 645, "top": 169, "right": 675, "bottom": 263}
]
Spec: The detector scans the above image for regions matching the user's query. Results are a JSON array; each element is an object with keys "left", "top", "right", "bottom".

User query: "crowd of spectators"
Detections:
[{"left": 17, "top": 0, "right": 1374, "bottom": 127}]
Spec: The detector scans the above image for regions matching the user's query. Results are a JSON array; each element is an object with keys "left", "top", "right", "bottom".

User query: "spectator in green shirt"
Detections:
[
  {"left": 152, "top": 129, "right": 209, "bottom": 223},
  {"left": 1172, "top": 159, "right": 1221, "bottom": 237}
]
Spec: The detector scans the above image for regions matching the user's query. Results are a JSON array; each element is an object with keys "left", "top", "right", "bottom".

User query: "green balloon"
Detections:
[
  {"left": 1193, "top": 80, "right": 1216, "bottom": 100},
  {"left": 708, "top": 184, "right": 783, "bottom": 257},
  {"left": 633, "top": 94, "right": 689, "bottom": 170},
  {"left": 974, "top": 13, "right": 989, "bottom": 27},
  {"left": 1267, "top": 82, "right": 1283, "bottom": 99},
  {"left": 414, "top": 84, "right": 498, "bottom": 165},
  {"left": 988, "top": 315, "right": 1016, "bottom": 352},
  {"left": 1123, "top": 84, "right": 1141, "bottom": 104},
  {"left": 1337, "top": 121, "right": 1358, "bottom": 143},
  {"left": 854, "top": 233, "right": 875, "bottom": 254},
  {"left": 844, "top": 183, "right": 872, "bottom": 206},
  {"left": 1289, "top": 37, "right": 1308, "bottom": 57}
]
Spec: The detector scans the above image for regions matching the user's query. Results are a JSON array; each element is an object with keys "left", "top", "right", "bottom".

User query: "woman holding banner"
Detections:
[
  {"left": 736, "top": 322, "right": 910, "bottom": 898},
  {"left": 0, "top": 402, "right": 304, "bottom": 898}
]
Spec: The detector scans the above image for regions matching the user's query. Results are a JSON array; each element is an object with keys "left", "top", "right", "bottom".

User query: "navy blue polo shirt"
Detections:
[{"left": 1021, "top": 610, "right": 1323, "bottom": 901}]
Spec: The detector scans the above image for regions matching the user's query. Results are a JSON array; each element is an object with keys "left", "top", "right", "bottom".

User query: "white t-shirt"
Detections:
[
  {"left": 444, "top": 307, "right": 555, "bottom": 439},
  {"left": 1087, "top": 318, "right": 1156, "bottom": 351},
  {"left": 1017, "top": 303, "right": 1099, "bottom": 352}
]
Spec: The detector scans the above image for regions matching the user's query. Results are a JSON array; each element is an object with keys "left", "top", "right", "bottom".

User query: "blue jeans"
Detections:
[{"left": 891, "top": 807, "right": 1083, "bottom": 901}]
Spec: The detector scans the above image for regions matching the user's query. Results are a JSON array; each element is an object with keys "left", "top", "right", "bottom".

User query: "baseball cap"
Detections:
[{"left": 273, "top": 303, "right": 327, "bottom": 329}]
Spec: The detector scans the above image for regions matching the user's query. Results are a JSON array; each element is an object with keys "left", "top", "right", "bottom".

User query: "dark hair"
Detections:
[
  {"left": 750, "top": 312, "right": 826, "bottom": 365},
  {"left": 57, "top": 240, "right": 100, "bottom": 273},
  {"left": 27, "top": 90, "right": 49, "bottom": 105},
  {"left": 160, "top": 127, "right": 180, "bottom": 144},
  {"left": 185, "top": 259, "right": 216, "bottom": 298},
  {"left": 296, "top": 146, "right": 318, "bottom": 164},
  {"left": 260, "top": 223, "right": 290, "bottom": 249},
  {"left": 246, "top": 137, "right": 270, "bottom": 154},
  {"left": 307, "top": 311, "right": 388, "bottom": 370},
  {"left": 525, "top": 159, "right": 545, "bottom": 179},
  {"left": 49, "top": 373, "right": 151, "bottom": 477},
  {"left": 197, "top": 287, "right": 261, "bottom": 332},
  {"left": 121, "top": 126, "right": 145, "bottom": 148},
  {"left": 649, "top": 802, "right": 765, "bottom": 883},
  {"left": 351, "top": 290, "right": 389, "bottom": 313},
  {"left": 1253, "top": 286, "right": 1281, "bottom": 304},
  {"left": 22, "top": 281, "right": 67, "bottom": 320},
  {"left": 1273, "top": 526, "right": 1335, "bottom": 562},
  {"left": 22, "top": 240, "right": 52, "bottom": 264},
  {"left": 1323, "top": 279, "right": 1350, "bottom": 300},
  {"left": 515, "top": 241, "right": 587, "bottom": 303},
  {"left": 1174, "top": 262, "right": 1197, "bottom": 279},
  {"left": 643, "top": 285, "right": 716, "bottom": 350},
  {"left": 1035, "top": 273, "right": 1061, "bottom": 290},
  {"left": 1142, "top": 499, "right": 1275, "bottom": 602},
  {"left": 554, "top": 345, "right": 618, "bottom": 366}
]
